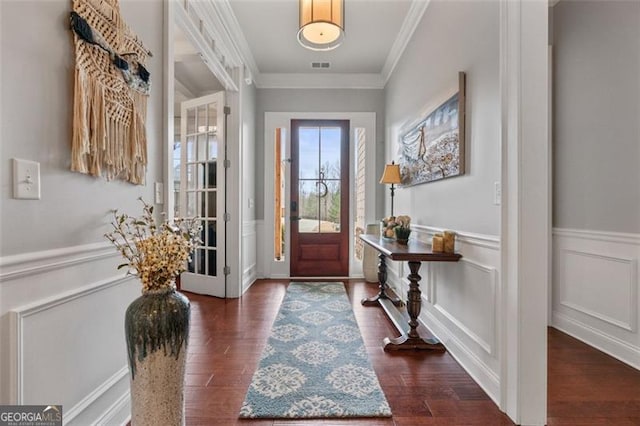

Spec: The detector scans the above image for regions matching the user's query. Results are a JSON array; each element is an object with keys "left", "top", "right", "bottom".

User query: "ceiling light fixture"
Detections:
[{"left": 298, "top": 0, "right": 345, "bottom": 51}]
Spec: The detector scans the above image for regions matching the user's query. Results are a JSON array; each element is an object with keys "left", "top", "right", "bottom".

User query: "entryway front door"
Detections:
[{"left": 290, "top": 119, "right": 350, "bottom": 277}]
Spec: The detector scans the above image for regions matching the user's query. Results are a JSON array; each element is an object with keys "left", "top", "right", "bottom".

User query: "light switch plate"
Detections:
[
  {"left": 494, "top": 182, "right": 501, "bottom": 205},
  {"left": 154, "top": 182, "right": 164, "bottom": 204},
  {"left": 13, "top": 158, "right": 41, "bottom": 200}
]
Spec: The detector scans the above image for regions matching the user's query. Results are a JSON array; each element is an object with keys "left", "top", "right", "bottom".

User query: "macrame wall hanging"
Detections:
[{"left": 70, "top": 0, "right": 152, "bottom": 184}]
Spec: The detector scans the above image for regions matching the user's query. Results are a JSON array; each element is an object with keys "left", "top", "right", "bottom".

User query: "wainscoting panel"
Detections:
[
  {"left": 552, "top": 228, "right": 640, "bottom": 369},
  {"left": 432, "top": 259, "right": 497, "bottom": 355},
  {"left": 386, "top": 226, "right": 502, "bottom": 403},
  {"left": 242, "top": 220, "right": 258, "bottom": 293},
  {"left": 0, "top": 242, "right": 138, "bottom": 424}
]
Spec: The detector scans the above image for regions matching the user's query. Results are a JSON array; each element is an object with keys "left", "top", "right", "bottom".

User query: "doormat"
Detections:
[{"left": 239, "top": 282, "right": 392, "bottom": 419}]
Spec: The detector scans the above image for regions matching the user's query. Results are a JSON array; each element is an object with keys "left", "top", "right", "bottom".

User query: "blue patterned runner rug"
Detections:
[{"left": 239, "top": 282, "right": 392, "bottom": 419}]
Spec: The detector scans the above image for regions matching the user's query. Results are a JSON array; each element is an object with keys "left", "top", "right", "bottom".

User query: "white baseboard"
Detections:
[
  {"left": 242, "top": 264, "right": 257, "bottom": 294},
  {"left": 242, "top": 220, "right": 258, "bottom": 294},
  {"left": 552, "top": 311, "right": 640, "bottom": 370}
]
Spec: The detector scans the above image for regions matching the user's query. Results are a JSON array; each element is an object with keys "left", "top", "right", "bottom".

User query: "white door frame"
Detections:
[
  {"left": 499, "top": 0, "right": 549, "bottom": 424},
  {"left": 263, "top": 112, "right": 376, "bottom": 279}
]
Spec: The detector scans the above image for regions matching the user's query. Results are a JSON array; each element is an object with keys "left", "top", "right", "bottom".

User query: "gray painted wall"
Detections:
[
  {"left": 254, "top": 88, "right": 385, "bottom": 219},
  {"left": 242, "top": 80, "right": 257, "bottom": 222},
  {"left": 385, "top": 0, "right": 500, "bottom": 236},
  {"left": 0, "top": 0, "right": 163, "bottom": 256},
  {"left": 553, "top": 1, "right": 640, "bottom": 233}
]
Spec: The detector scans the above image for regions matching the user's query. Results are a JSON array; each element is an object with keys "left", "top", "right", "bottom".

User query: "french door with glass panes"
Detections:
[{"left": 178, "top": 92, "right": 226, "bottom": 297}]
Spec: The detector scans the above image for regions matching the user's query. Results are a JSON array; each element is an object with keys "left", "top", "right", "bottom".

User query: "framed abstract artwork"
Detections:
[{"left": 398, "top": 72, "right": 466, "bottom": 186}]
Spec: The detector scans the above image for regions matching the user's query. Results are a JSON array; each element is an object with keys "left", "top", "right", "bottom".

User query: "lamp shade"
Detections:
[
  {"left": 380, "top": 163, "right": 402, "bottom": 184},
  {"left": 298, "top": 0, "right": 344, "bottom": 51}
]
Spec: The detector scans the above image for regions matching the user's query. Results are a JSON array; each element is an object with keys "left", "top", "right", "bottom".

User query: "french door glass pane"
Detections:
[
  {"left": 298, "top": 127, "right": 320, "bottom": 179},
  {"left": 186, "top": 191, "right": 197, "bottom": 217},
  {"left": 197, "top": 134, "right": 207, "bottom": 160},
  {"left": 207, "top": 103, "right": 216, "bottom": 129},
  {"left": 320, "top": 180, "right": 340, "bottom": 233},
  {"left": 187, "top": 108, "right": 196, "bottom": 134},
  {"left": 197, "top": 106, "right": 207, "bottom": 132},
  {"left": 186, "top": 136, "right": 195, "bottom": 162},
  {"left": 298, "top": 180, "right": 319, "bottom": 233},
  {"left": 320, "top": 127, "right": 341, "bottom": 179},
  {"left": 206, "top": 248, "right": 217, "bottom": 276},
  {"left": 206, "top": 191, "right": 217, "bottom": 218},
  {"left": 208, "top": 134, "right": 218, "bottom": 160}
]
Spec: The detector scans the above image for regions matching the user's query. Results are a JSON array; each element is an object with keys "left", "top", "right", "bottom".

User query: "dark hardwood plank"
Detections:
[
  {"left": 178, "top": 280, "right": 513, "bottom": 425},
  {"left": 126, "top": 281, "right": 640, "bottom": 425},
  {"left": 547, "top": 327, "right": 640, "bottom": 425}
]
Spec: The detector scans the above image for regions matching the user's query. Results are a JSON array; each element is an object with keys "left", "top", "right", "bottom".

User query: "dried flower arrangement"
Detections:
[
  {"left": 381, "top": 216, "right": 398, "bottom": 239},
  {"left": 394, "top": 215, "right": 412, "bottom": 240},
  {"left": 105, "top": 198, "right": 202, "bottom": 293},
  {"left": 381, "top": 215, "right": 412, "bottom": 240}
]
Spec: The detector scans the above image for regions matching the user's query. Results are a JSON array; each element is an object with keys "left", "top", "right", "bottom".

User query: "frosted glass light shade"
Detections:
[{"left": 298, "top": 0, "right": 344, "bottom": 51}]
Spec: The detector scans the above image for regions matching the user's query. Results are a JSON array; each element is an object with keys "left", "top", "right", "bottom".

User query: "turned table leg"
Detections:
[
  {"left": 361, "top": 253, "right": 402, "bottom": 307},
  {"left": 383, "top": 261, "right": 445, "bottom": 351}
]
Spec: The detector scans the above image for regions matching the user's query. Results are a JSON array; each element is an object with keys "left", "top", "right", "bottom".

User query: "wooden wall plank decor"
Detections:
[{"left": 70, "top": 0, "right": 152, "bottom": 184}]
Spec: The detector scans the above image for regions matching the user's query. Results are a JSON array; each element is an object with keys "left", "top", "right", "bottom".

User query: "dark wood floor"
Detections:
[
  {"left": 180, "top": 280, "right": 640, "bottom": 425},
  {"left": 547, "top": 328, "right": 640, "bottom": 425}
]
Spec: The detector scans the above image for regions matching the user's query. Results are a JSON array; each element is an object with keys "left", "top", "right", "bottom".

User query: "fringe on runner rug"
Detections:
[{"left": 239, "top": 282, "right": 392, "bottom": 419}]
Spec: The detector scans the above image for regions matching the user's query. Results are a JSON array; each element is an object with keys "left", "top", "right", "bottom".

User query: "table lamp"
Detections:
[{"left": 380, "top": 161, "right": 402, "bottom": 217}]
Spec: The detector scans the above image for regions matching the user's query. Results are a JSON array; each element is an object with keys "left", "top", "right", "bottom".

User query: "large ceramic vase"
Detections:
[{"left": 125, "top": 288, "right": 190, "bottom": 426}]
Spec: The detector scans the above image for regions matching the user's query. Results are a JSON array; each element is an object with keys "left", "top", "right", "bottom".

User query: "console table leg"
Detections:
[
  {"left": 406, "top": 261, "right": 423, "bottom": 339},
  {"left": 361, "top": 253, "right": 402, "bottom": 307},
  {"left": 383, "top": 261, "right": 445, "bottom": 351}
]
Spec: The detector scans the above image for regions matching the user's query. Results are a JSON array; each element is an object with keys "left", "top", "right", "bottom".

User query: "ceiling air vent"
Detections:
[{"left": 311, "top": 62, "right": 331, "bottom": 69}]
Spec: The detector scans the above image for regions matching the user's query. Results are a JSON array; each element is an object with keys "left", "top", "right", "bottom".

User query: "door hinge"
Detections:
[
  {"left": 224, "top": 212, "right": 231, "bottom": 222},
  {"left": 224, "top": 106, "right": 231, "bottom": 115},
  {"left": 223, "top": 159, "right": 231, "bottom": 168},
  {"left": 223, "top": 266, "right": 231, "bottom": 275}
]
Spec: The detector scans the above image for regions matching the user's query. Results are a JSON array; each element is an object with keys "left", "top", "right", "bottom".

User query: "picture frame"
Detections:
[{"left": 398, "top": 71, "right": 466, "bottom": 186}]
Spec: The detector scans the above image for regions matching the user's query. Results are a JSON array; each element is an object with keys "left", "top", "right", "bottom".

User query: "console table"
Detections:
[{"left": 359, "top": 234, "right": 462, "bottom": 351}]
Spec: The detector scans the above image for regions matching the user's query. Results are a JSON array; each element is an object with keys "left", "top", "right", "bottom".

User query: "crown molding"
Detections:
[
  {"left": 188, "top": 1, "right": 243, "bottom": 68},
  {"left": 381, "top": 0, "right": 432, "bottom": 85},
  {"left": 175, "top": 2, "right": 238, "bottom": 91},
  {"left": 258, "top": 73, "right": 385, "bottom": 89},
  {"left": 211, "top": 0, "right": 262, "bottom": 86}
]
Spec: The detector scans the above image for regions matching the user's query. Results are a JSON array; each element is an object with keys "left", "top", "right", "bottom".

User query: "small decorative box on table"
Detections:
[{"left": 359, "top": 234, "right": 462, "bottom": 351}]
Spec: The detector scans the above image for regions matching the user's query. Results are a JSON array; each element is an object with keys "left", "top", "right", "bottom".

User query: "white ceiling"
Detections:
[
  {"left": 173, "top": 0, "right": 429, "bottom": 96},
  {"left": 228, "top": 0, "right": 413, "bottom": 74}
]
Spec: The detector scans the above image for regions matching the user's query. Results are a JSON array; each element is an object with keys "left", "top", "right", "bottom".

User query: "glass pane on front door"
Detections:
[{"left": 297, "top": 126, "right": 341, "bottom": 234}]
